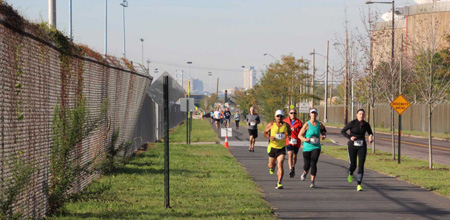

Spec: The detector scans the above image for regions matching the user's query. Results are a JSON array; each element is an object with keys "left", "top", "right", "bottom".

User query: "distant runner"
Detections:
[
  {"left": 213, "top": 107, "right": 221, "bottom": 130},
  {"left": 264, "top": 110, "right": 291, "bottom": 189},
  {"left": 298, "top": 108, "right": 327, "bottom": 188},
  {"left": 234, "top": 110, "right": 241, "bottom": 129},
  {"left": 210, "top": 109, "right": 214, "bottom": 124},
  {"left": 341, "top": 109, "right": 374, "bottom": 191},
  {"left": 246, "top": 106, "right": 260, "bottom": 152},
  {"left": 224, "top": 107, "right": 232, "bottom": 128},
  {"left": 283, "top": 108, "right": 303, "bottom": 178}
]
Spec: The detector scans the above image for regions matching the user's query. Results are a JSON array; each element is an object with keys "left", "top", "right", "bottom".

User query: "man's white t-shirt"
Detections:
[{"left": 214, "top": 111, "right": 221, "bottom": 119}]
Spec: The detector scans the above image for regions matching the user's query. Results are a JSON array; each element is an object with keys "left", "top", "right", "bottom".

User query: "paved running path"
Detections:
[{"left": 211, "top": 120, "right": 450, "bottom": 219}]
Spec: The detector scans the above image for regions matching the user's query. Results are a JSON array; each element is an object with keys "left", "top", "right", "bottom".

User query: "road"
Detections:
[
  {"left": 326, "top": 126, "right": 450, "bottom": 166},
  {"left": 212, "top": 121, "right": 450, "bottom": 219}
]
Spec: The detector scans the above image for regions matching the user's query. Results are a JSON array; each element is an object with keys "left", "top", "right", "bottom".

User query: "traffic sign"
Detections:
[
  {"left": 298, "top": 102, "right": 309, "bottom": 113},
  {"left": 180, "top": 98, "right": 195, "bottom": 112},
  {"left": 390, "top": 95, "right": 410, "bottom": 115}
]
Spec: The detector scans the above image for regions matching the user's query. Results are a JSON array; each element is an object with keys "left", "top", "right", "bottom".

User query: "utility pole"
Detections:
[
  {"left": 120, "top": 0, "right": 128, "bottom": 58},
  {"left": 208, "top": 72, "right": 212, "bottom": 94},
  {"left": 48, "top": 0, "right": 56, "bottom": 27},
  {"left": 104, "top": 0, "right": 108, "bottom": 55},
  {"left": 216, "top": 78, "right": 219, "bottom": 94},
  {"left": 325, "top": 41, "right": 329, "bottom": 122},
  {"left": 311, "top": 48, "right": 315, "bottom": 108},
  {"left": 344, "top": 31, "right": 349, "bottom": 125},
  {"left": 351, "top": 44, "right": 355, "bottom": 119}
]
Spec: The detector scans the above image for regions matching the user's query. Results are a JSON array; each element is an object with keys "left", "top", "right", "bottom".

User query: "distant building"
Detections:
[
  {"left": 372, "top": 1, "right": 450, "bottom": 67},
  {"left": 183, "top": 78, "right": 203, "bottom": 94},
  {"left": 243, "top": 66, "right": 257, "bottom": 90}
]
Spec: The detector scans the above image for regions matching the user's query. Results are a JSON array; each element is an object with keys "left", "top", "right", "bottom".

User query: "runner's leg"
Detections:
[
  {"left": 277, "top": 154, "right": 285, "bottom": 183},
  {"left": 310, "top": 149, "right": 321, "bottom": 182},
  {"left": 356, "top": 146, "right": 367, "bottom": 185}
]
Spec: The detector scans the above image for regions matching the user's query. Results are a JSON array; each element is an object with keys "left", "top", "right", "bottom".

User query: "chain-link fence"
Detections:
[{"left": 0, "top": 5, "right": 161, "bottom": 218}]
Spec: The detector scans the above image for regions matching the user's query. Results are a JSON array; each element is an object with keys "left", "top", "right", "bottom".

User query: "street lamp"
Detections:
[
  {"left": 120, "top": 0, "right": 128, "bottom": 58},
  {"left": 208, "top": 72, "right": 212, "bottom": 94},
  {"left": 309, "top": 49, "right": 316, "bottom": 108},
  {"left": 333, "top": 37, "right": 349, "bottom": 125},
  {"left": 187, "top": 61, "right": 192, "bottom": 97},
  {"left": 140, "top": 38, "right": 144, "bottom": 65},
  {"left": 263, "top": 53, "right": 279, "bottom": 61},
  {"left": 366, "top": 0, "right": 395, "bottom": 159}
]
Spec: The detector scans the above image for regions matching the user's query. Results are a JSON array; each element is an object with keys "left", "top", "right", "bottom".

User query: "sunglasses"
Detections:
[
  {"left": 276, "top": 115, "right": 283, "bottom": 118},
  {"left": 289, "top": 112, "right": 296, "bottom": 115}
]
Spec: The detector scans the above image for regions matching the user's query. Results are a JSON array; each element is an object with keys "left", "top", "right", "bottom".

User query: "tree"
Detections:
[
  {"left": 252, "top": 55, "right": 311, "bottom": 120},
  {"left": 412, "top": 37, "right": 450, "bottom": 168}
]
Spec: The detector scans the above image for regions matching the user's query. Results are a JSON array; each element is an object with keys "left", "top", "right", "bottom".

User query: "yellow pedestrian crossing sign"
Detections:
[{"left": 390, "top": 95, "right": 410, "bottom": 115}]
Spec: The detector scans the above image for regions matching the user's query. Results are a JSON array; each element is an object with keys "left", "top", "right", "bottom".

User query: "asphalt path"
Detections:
[
  {"left": 326, "top": 126, "right": 450, "bottom": 166},
  {"left": 210, "top": 120, "right": 450, "bottom": 219}
]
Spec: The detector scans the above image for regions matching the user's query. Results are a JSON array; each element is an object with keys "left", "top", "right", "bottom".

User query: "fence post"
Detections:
[{"left": 163, "top": 76, "right": 170, "bottom": 208}]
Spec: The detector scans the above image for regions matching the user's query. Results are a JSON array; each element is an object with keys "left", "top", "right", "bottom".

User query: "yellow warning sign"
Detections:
[{"left": 390, "top": 95, "right": 411, "bottom": 115}]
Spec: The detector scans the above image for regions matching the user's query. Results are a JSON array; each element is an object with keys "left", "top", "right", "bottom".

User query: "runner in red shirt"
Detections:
[{"left": 283, "top": 108, "right": 303, "bottom": 178}]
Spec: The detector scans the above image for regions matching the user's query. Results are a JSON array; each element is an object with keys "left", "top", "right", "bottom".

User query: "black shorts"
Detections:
[
  {"left": 268, "top": 146, "right": 286, "bottom": 158},
  {"left": 248, "top": 129, "right": 258, "bottom": 138},
  {"left": 215, "top": 119, "right": 220, "bottom": 122},
  {"left": 286, "top": 145, "right": 299, "bottom": 154}
]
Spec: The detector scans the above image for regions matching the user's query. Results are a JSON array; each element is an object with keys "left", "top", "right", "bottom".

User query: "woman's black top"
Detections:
[{"left": 341, "top": 119, "right": 373, "bottom": 142}]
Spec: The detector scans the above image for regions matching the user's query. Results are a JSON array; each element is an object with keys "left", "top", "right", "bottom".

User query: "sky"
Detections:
[{"left": 5, "top": 0, "right": 416, "bottom": 92}]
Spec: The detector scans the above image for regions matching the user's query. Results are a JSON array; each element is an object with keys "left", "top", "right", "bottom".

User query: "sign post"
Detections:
[{"left": 390, "top": 94, "right": 411, "bottom": 164}]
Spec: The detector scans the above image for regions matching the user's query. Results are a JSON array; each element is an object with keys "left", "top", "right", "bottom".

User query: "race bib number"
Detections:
[
  {"left": 354, "top": 140, "right": 364, "bottom": 146},
  {"left": 250, "top": 122, "right": 256, "bottom": 126},
  {"left": 310, "top": 137, "right": 319, "bottom": 144},
  {"left": 275, "top": 133, "right": 285, "bottom": 140},
  {"left": 289, "top": 138, "right": 298, "bottom": 145}
]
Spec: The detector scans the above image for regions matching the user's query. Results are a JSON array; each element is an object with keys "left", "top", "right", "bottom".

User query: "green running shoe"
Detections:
[
  {"left": 348, "top": 174, "right": 353, "bottom": 183},
  {"left": 276, "top": 182, "right": 283, "bottom": 189},
  {"left": 357, "top": 185, "right": 363, "bottom": 191},
  {"left": 269, "top": 168, "right": 274, "bottom": 175}
]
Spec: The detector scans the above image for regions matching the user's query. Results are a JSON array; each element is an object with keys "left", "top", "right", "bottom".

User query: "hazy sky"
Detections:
[{"left": 6, "top": 0, "right": 415, "bottom": 92}]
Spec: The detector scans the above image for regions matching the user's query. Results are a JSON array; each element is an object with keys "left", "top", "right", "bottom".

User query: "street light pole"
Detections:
[
  {"left": 208, "top": 72, "right": 212, "bottom": 94},
  {"left": 311, "top": 49, "right": 315, "bottom": 108},
  {"left": 120, "top": 0, "right": 128, "bottom": 58},
  {"left": 366, "top": 0, "right": 395, "bottom": 160},
  {"left": 69, "top": 0, "right": 72, "bottom": 40},
  {"left": 104, "top": 0, "right": 108, "bottom": 55},
  {"left": 325, "top": 41, "right": 329, "bottom": 123},
  {"left": 345, "top": 32, "right": 349, "bottom": 125},
  {"left": 48, "top": 0, "right": 56, "bottom": 27},
  {"left": 140, "top": 38, "right": 144, "bottom": 65}
]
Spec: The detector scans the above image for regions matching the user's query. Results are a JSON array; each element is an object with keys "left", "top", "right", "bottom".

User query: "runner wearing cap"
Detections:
[
  {"left": 264, "top": 109, "right": 291, "bottom": 189},
  {"left": 298, "top": 108, "right": 327, "bottom": 188},
  {"left": 283, "top": 108, "right": 303, "bottom": 178}
]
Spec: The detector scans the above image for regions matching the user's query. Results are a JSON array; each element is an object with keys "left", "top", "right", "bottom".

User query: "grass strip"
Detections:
[
  {"left": 321, "top": 145, "right": 450, "bottom": 198},
  {"left": 51, "top": 143, "right": 276, "bottom": 219},
  {"left": 169, "top": 119, "right": 220, "bottom": 143},
  {"left": 52, "top": 118, "right": 275, "bottom": 219},
  {"left": 324, "top": 122, "right": 450, "bottom": 140}
]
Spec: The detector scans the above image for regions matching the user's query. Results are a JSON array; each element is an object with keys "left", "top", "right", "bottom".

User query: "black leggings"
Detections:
[
  {"left": 347, "top": 145, "right": 367, "bottom": 184},
  {"left": 303, "top": 149, "right": 321, "bottom": 176},
  {"left": 235, "top": 120, "right": 240, "bottom": 128}
]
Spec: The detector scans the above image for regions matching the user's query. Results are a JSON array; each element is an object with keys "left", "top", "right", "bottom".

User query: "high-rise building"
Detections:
[
  {"left": 183, "top": 78, "right": 203, "bottom": 94},
  {"left": 243, "top": 66, "right": 257, "bottom": 90}
]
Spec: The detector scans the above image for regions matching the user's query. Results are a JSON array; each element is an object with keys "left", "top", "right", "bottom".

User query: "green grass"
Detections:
[
  {"left": 51, "top": 119, "right": 276, "bottom": 220},
  {"left": 321, "top": 145, "right": 450, "bottom": 198},
  {"left": 169, "top": 119, "right": 220, "bottom": 143},
  {"left": 324, "top": 122, "right": 450, "bottom": 140}
]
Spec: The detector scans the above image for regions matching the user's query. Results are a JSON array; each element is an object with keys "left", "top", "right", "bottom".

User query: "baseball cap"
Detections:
[
  {"left": 310, "top": 108, "right": 318, "bottom": 114},
  {"left": 275, "top": 109, "right": 284, "bottom": 116}
]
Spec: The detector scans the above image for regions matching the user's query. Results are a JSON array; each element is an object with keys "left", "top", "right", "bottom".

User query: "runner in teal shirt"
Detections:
[{"left": 298, "top": 108, "right": 327, "bottom": 188}]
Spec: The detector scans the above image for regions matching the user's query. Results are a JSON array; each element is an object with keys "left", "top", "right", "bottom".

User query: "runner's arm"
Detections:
[
  {"left": 319, "top": 123, "right": 327, "bottom": 136},
  {"left": 298, "top": 123, "right": 309, "bottom": 142},
  {"left": 340, "top": 121, "right": 353, "bottom": 140},
  {"left": 285, "top": 123, "right": 292, "bottom": 138},
  {"left": 263, "top": 122, "right": 273, "bottom": 139}
]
